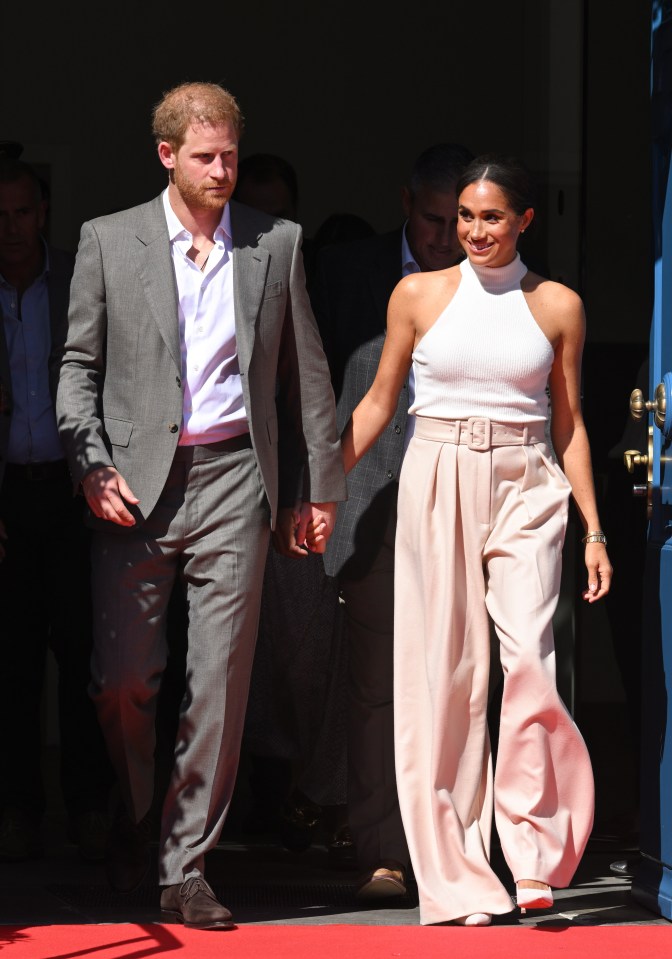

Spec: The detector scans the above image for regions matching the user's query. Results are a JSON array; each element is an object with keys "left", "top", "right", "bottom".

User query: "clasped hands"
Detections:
[{"left": 272, "top": 501, "right": 337, "bottom": 557}]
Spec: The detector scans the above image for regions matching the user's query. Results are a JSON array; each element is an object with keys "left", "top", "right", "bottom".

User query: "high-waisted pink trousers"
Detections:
[{"left": 394, "top": 416, "right": 594, "bottom": 924}]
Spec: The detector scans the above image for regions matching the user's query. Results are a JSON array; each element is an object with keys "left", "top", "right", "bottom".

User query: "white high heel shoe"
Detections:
[
  {"left": 453, "top": 913, "right": 492, "bottom": 926},
  {"left": 516, "top": 883, "right": 553, "bottom": 914}
]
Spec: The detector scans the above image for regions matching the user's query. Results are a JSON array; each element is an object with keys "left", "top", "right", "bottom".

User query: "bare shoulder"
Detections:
[
  {"left": 388, "top": 265, "right": 462, "bottom": 340},
  {"left": 523, "top": 271, "right": 583, "bottom": 310},
  {"left": 522, "top": 271, "right": 585, "bottom": 344},
  {"left": 391, "top": 264, "right": 461, "bottom": 309}
]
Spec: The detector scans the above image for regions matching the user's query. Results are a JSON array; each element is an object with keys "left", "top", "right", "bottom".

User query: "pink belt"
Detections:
[{"left": 413, "top": 416, "right": 545, "bottom": 451}]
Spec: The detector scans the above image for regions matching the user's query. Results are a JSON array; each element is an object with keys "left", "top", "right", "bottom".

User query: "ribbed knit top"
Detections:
[{"left": 409, "top": 254, "right": 554, "bottom": 427}]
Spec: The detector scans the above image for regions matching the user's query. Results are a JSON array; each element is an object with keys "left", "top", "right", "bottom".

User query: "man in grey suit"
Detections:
[
  {"left": 312, "top": 143, "right": 473, "bottom": 899},
  {"left": 56, "top": 82, "right": 345, "bottom": 929}
]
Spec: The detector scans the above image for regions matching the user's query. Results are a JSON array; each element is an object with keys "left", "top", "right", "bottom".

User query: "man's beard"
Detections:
[{"left": 173, "top": 164, "right": 229, "bottom": 211}]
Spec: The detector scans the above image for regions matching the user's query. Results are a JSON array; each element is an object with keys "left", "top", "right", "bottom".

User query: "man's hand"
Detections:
[
  {"left": 0, "top": 517, "right": 7, "bottom": 561},
  {"left": 295, "top": 501, "right": 337, "bottom": 555},
  {"left": 82, "top": 467, "right": 139, "bottom": 527},
  {"left": 272, "top": 505, "right": 309, "bottom": 557}
]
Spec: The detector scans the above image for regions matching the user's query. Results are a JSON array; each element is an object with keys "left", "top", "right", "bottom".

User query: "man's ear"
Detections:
[
  {"left": 401, "top": 185, "right": 412, "bottom": 218},
  {"left": 157, "top": 141, "right": 175, "bottom": 171}
]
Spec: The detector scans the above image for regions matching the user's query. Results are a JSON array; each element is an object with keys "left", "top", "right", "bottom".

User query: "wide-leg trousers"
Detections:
[
  {"left": 394, "top": 416, "right": 595, "bottom": 925},
  {"left": 90, "top": 440, "right": 269, "bottom": 884}
]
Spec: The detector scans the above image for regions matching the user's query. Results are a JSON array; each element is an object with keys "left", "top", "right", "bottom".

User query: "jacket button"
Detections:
[
  {"left": 176, "top": 376, "right": 182, "bottom": 387},
  {"left": 386, "top": 470, "right": 394, "bottom": 479},
  {"left": 168, "top": 423, "right": 179, "bottom": 433},
  {"left": 394, "top": 424, "right": 401, "bottom": 434}
]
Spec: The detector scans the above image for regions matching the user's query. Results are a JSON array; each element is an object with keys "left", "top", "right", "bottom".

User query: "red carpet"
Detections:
[{"left": 1, "top": 923, "right": 671, "bottom": 959}]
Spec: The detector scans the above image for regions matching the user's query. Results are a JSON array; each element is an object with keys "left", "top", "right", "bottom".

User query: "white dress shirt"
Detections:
[{"left": 162, "top": 191, "right": 248, "bottom": 445}]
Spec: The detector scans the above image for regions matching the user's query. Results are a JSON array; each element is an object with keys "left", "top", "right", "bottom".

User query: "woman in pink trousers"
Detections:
[{"left": 336, "top": 154, "right": 612, "bottom": 926}]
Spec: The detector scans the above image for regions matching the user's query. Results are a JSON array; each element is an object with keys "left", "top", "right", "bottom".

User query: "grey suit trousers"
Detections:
[{"left": 90, "top": 441, "right": 269, "bottom": 884}]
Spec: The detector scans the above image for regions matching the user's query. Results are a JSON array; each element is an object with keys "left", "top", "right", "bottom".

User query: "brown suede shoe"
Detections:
[{"left": 160, "top": 877, "right": 236, "bottom": 930}]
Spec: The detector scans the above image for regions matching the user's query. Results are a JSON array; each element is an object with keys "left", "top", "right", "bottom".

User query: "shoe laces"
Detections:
[{"left": 179, "top": 877, "right": 214, "bottom": 903}]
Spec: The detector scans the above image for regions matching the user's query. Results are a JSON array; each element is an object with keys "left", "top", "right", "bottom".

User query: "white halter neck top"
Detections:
[{"left": 409, "top": 254, "right": 554, "bottom": 427}]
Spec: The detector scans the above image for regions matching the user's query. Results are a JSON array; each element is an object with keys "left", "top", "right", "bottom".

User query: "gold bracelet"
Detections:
[{"left": 582, "top": 531, "right": 607, "bottom": 545}]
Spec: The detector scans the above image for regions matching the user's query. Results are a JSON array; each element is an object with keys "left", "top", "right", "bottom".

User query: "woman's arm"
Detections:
[
  {"left": 341, "top": 275, "right": 418, "bottom": 474},
  {"left": 547, "top": 287, "right": 613, "bottom": 602}
]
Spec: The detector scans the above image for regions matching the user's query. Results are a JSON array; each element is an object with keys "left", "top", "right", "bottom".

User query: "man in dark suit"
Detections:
[
  {"left": 56, "top": 82, "right": 345, "bottom": 929},
  {"left": 312, "top": 143, "right": 473, "bottom": 899},
  {"left": 0, "top": 158, "right": 113, "bottom": 862}
]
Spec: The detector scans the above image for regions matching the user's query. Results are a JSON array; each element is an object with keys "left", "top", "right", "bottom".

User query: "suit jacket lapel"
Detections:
[
  {"left": 230, "top": 201, "right": 269, "bottom": 375},
  {"left": 135, "top": 196, "right": 181, "bottom": 369}
]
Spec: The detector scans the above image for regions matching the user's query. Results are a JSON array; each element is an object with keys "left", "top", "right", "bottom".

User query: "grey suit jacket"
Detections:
[
  {"left": 56, "top": 195, "right": 345, "bottom": 527},
  {"left": 0, "top": 246, "right": 74, "bottom": 489},
  {"left": 312, "top": 229, "right": 409, "bottom": 580}
]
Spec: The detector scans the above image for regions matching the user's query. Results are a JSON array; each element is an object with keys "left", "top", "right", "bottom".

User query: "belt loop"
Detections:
[{"left": 522, "top": 426, "right": 529, "bottom": 445}]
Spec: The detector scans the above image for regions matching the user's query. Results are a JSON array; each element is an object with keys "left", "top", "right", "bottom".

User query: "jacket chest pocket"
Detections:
[{"left": 105, "top": 417, "right": 133, "bottom": 448}]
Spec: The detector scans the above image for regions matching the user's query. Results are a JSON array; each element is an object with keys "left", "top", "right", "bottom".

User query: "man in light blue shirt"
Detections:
[{"left": 0, "top": 158, "right": 113, "bottom": 862}]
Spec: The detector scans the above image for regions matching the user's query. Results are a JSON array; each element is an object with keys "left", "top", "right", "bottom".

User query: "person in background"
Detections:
[
  {"left": 337, "top": 153, "right": 611, "bottom": 925},
  {"left": 234, "top": 152, "right": 299, "bottom": 220},
  {"left": 0, "top": 157, "right": 113, "bottom": 863},
  {"left": 311, "top": 143, "right": 474, "bottom": 899},
  {"left": 56, "top": 82, "right": 344, "bottom": 930},
  {"left": 232, "top": 155, "right": 353, "bottom": 865}
]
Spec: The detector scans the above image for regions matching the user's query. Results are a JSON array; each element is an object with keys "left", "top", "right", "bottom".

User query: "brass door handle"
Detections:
[
  {"left": 630, "top": 383, "right": 667, "bottom": 429},
  {"left": 623, "top": 449, "right": 649, "bottom": 472},
  {"left": 623, "top": 426, "right": 654, "bottom": 518}
]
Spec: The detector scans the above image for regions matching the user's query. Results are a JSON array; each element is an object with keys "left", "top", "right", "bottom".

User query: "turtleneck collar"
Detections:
[{"left": 460, "top": 252, "right": 527, "bottom": 294}]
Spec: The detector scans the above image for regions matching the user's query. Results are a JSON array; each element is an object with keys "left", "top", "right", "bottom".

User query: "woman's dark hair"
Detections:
[{"left": 456, "top": 154, "right": 537, "bottom": 215}]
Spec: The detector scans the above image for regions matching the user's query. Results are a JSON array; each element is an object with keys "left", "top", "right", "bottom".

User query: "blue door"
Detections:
[{"left": 630, "top": 0, "right": 672, "bottom": 921}]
